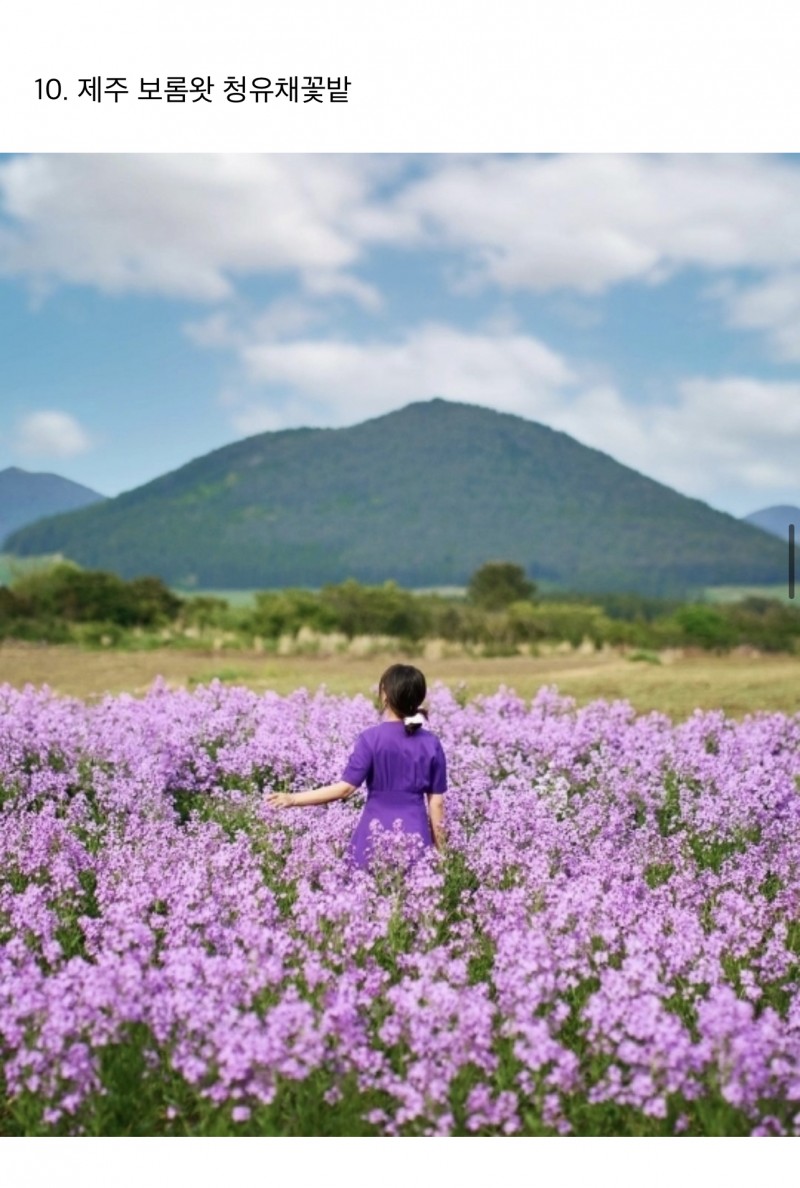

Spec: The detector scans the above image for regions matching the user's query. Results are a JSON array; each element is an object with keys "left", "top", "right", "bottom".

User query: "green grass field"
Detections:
[
  {"left": 182, "top": 583, "right": 797, "bottom": 606},
  {"left": 173, "top": 587, "right": 261, "bottom": 608},
  {"left": 704, "top": 583, "right": 795, "bottom": 604}
]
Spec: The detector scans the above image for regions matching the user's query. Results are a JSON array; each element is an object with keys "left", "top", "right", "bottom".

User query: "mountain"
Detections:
[
  {"left": 0, "top": 467, "right": 106, "bottom": 546},
  {"left": 3, "top": 399, "right": 789, "bottom": 596},
  {"left": 742, "top": 505, "right": 800, "bottom": 540}
]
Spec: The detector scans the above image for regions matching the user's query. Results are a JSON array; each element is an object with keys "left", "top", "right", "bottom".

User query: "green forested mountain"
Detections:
[{"left": 3, "top": 400, "right": 788, "bottom": 596}]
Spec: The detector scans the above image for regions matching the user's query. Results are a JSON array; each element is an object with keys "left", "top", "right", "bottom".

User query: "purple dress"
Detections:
[{"left": 341, "top": 721, "right": 447, "bottom": 870}]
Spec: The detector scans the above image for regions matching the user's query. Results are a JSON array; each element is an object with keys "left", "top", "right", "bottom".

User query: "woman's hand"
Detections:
[
  {"left": 266, "top": 782, "right": 356, "bottom": 809},
  {"left": 266, "top": 792, "right": 294, "bottom": 809}
]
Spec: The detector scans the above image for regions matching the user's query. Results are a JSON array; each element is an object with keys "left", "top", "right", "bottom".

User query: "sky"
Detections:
[{"left": 1, "top": 152, "right": 800, "bottom": 516}]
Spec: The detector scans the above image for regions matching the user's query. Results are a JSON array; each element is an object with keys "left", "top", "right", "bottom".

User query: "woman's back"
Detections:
[
  {"left": 344, "top": 721, "right": 446, "bottom": 799},
  {"left": 343, "top": 719, "right": 447, "bottom": 869}
]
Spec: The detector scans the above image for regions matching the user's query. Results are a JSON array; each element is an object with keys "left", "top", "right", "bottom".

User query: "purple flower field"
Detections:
[{"left": 1, "top": 678, "right": 800, "bottom": 1136}]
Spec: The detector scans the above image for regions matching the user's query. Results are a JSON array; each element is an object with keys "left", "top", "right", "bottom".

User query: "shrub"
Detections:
[
  {"left": 11, "top": 565, "right": 182, "bottom": 627},
  {"left": 319, "top": 580, "right": 431, "bottom": 641},
  {"left": 467, "top": 562, "right": 537, "bottom": 610},
  {"left": 246, "top": 589, "right": 338, "bottom": 638},
  {"left": 671, "top": 604, "right": 739, "bottom": 651}
]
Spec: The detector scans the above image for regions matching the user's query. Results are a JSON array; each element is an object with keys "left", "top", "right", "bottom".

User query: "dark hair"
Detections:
[{"left": 379, "top": 664, "right": 428, "bottom": 734}]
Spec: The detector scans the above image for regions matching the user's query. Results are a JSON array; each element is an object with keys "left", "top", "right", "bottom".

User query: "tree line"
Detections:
[{"left": 1, "top": 560, "right": 799, "bottom": 653}]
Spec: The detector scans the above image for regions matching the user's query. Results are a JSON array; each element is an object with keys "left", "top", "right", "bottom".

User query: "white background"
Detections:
[{"left": 3, "top": 0, "right": 800, "bottom": 151}]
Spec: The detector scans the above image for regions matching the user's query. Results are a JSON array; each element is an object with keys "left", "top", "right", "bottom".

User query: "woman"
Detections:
[{"left": 266, "top": 664, "right": 447, "bottom": 868}]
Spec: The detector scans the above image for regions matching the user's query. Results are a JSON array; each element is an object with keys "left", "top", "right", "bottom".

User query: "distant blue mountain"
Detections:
[
  {"left": 0, "top": 466, "right": 106, "bottom": 548},
  {"left": 743, "top": 505, "right": 800, "bottom": 540}
]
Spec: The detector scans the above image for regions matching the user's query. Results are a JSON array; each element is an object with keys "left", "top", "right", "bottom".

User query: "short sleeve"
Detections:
[
  {"left": 429, "top": 738, "right": 447, "bottom": 794},
  {"left": 341, "top": 731, "right": 373, "bottom": 787}
]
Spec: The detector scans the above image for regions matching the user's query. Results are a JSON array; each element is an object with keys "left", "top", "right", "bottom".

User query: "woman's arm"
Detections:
[
  {"left": 426, "top": 792, "right": 445, "bottom": 852},
  {"left": 267, "top": 781, "right": 357, "bottom": 809}
]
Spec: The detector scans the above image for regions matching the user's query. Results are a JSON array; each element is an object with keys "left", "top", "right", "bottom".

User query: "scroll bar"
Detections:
[{"left": 791, "top": 524, "right": 796, "bottom": 599}]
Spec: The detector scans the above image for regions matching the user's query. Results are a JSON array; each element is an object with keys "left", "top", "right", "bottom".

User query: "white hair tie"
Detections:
[{"left": 403, "top": 713, "right": 425, "bottom": 728}]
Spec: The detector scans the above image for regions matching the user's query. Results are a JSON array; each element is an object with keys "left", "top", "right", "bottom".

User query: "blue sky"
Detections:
[{"left": 1, "top": 153, "right": 800, "bottom": 515}]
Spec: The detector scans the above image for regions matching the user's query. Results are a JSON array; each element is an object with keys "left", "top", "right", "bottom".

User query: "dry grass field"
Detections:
[{"left": 1, "top": 642, "right": 798, "bottom": 720}]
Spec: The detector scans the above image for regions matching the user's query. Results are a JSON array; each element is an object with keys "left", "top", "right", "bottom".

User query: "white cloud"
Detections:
[
  {"left": 225, "top": 395, "right": 330, "bottom": 438},
  {"left": 238, "top": 322, "right": 576, "bottom": 426},
  {"left": 392, "top": 154, "right": 800, "bottom": 295},
  {"left": 545, "top": 376, "right": 800, "bottom": 511},
  {"left": 722, "top": 270, "right": 800, "bottom": 361},
  {"left": 9, "top": 154, "right": 800, "bottom": 316},
  {"left": 0, "top": 154, "right": 383, "bottom": 302},
  {"left": 14, "top": 410, "right": 92, "bottom": 459},
  {"left": 301, "top": 270, "right": 382, "bottom": 310},
  {"left": 183, "top": 296, "right": 334, "bottom": 353}
]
